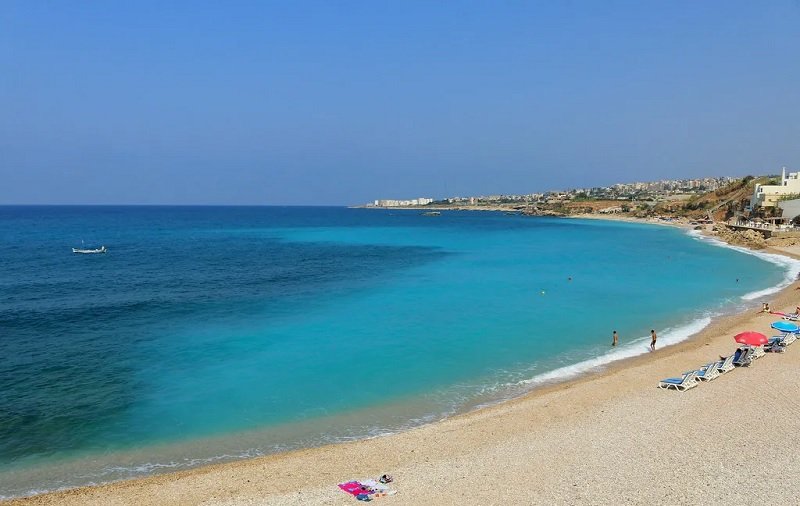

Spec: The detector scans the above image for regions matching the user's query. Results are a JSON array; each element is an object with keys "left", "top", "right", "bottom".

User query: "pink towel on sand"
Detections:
[{"left": 338, "top": 481, "right": 370, "bottom": 496}]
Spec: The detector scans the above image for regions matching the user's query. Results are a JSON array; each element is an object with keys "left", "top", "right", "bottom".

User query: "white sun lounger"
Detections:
[
  {"left": 772, "top": 333, "right": 797, "bottom": 346},
  {"left": 779, "top": 332, "right": 797, "bottom": 346},
  {"left": 694, "top": 362, "right": 720, "bottom": 381},
  {"left": 658, "top": 371, "right": 699, "bottom": 391},
  {"left": 715, "top": 354, "right": 735, "bottom": 374},
  {"left": 749, "top": 345, "right": 766, "bottom": 360},
  {"left": 766, "top": 341, "right": 786, "bottom": 353}
]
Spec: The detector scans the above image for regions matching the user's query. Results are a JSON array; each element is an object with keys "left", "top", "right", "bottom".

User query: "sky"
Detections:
[{"left": 1, "top": 1, "right": 799, "bottom": 205}]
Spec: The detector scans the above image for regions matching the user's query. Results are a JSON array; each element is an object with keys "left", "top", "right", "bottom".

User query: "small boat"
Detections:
[
  {"left": 72, "top": 245, "right": 107, "bottom": 254},
  {"left": 421, "top": 211, "right": 441, "bottom": 216}
]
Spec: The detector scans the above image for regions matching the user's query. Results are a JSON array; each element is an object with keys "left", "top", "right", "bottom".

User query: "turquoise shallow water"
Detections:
[{"left": 0, "top": 206, "right": 796, "bottom": 497}]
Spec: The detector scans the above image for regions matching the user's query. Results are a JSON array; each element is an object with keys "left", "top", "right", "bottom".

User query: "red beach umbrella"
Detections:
[{"left": 733, "top": 331, "right": 768, "bottom": 346}]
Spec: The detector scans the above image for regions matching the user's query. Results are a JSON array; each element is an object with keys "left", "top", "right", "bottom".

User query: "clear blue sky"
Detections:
[{"left": 2, "top": 1, "right": 799, "bottom": 205}]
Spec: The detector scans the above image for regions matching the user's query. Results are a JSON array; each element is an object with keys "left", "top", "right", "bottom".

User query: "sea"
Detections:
[{"left": 1, "top": 206, "right": 797, "bottom": 498}]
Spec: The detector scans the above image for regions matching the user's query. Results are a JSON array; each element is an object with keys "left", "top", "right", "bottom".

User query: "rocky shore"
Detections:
[
  {"left": 712, "top": 225, "right": 768, "bottom": 248},
  {"left": 711, "top": 224, "right": 800, "bottom": 250}
]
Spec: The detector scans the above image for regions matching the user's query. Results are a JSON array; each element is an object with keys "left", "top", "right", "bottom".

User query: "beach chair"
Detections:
[
  {"left": 694, "top": 362, "right": 720, "bottom": 382},
  {"left": 768, "top": 333, "right": 796, "bottom": 347},
  {"left": 765, "top": 341, "right": 786, "bottom": 353},
  {"left": 749, "top": 345, "right": 766, "bottom": 360},
  {"left": 658, "top": 371, "right": 699, "bottom": 391},
  {"left": 715, "top": 354, "right": 735, "bottom": 374},
  {"left": 732, "top": 347, "right": 753, "bottom": 367}
]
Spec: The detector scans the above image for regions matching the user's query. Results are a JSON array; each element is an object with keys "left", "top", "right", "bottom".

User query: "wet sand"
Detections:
[{"left": 7, "top": 237, "right": 800, "bottom": 505}]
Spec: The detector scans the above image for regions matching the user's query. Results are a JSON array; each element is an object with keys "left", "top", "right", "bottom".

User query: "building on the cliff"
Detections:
[
  {"left": 751, "top": 167, "right": 800, "bottom": 209},
  {"left": 373, "top": 197, "right": 433, "bottom": 207}
]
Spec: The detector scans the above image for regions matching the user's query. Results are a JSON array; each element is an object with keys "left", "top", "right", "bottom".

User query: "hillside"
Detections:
[
  {"left": 652, "top": 176, "right": 767, "bottom": 220},
  {"left": 396, "top": 176, "right": 771, "bottom": 221},
  {"left": 507, "top": 176, "right": 767, "bottom": 220}
]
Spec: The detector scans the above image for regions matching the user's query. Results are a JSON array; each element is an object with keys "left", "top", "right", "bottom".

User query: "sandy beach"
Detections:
[{"left": 7, "top": 241, "right": 800, "bottom": 505}]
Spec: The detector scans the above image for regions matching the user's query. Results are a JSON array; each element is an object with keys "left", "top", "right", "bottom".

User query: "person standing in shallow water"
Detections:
[
  {"left": 650, "top": 329, "right": 657, "bottom": 351},
  {"left": 612, "top": 330, "right": 618, "bottom": 347}
]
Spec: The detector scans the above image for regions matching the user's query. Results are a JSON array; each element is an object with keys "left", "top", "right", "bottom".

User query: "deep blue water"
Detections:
[{"left": 0, "top": 206, "right": 793, "bottom": 497}]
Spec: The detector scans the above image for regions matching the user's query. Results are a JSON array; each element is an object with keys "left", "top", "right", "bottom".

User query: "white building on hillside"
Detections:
[{"left": 751, "top": 167, "right": 800, "bottom": 209}]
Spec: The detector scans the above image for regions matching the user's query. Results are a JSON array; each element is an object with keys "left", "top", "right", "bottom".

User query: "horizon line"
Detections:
[{"left": 0, "top": 203, "right": 355, "bottom": 207}]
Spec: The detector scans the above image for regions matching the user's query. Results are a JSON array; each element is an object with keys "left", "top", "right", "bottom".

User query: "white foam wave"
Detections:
[
  {"left": 685, "top": 229, "right": 800, "bottom": 300},
  {"left": 94, "top": 449, "right": 266, "bottom": 477},
  {"left": 516, "top": 316, "right": 712, "bottom": 387}
]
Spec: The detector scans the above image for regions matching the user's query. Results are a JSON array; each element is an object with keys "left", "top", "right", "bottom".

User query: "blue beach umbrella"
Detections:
[{"left": 771, "top": 321, "right": 800, "bottom": 333}]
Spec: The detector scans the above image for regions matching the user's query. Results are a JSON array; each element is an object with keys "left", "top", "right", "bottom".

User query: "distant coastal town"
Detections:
[
  {"left": 368, "top": 176, "right": 736, "bottom": 209},
  {"left": 365, "top": 168, "right": 800, "bottom": 251},
  {"left": 366, "top": 170, "right": 800, "bottom": 219}
]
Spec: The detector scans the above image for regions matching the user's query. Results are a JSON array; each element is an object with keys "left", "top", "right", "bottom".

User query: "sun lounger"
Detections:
[
  {"left": 749, "top": 345, "right": 766, "bottom": 360},
  {"left": 715, "top": 354, "right": 735, "bottom": 373},
  {"left": 768, "top": 332, "right": 796, "bottom": 347},
  {"left": 658, "top": 371, "right": 699, "bottom": 391},
  {"left": 694, "top": 362, "right": 720, "bottom": 381},
  {"left": 781, "top": 332, "right": 796, "bottom": 346},
  {"left": 732, "top": 347, "right": 753, "bottom": 367},
  {"left": 765, "top": 342, "right": 786, "bottom": 353}
]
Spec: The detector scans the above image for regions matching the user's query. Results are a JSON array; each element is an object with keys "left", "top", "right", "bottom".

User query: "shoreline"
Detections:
[{"left": 6, "top": 218, "right": 800, "bottom": 504}]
